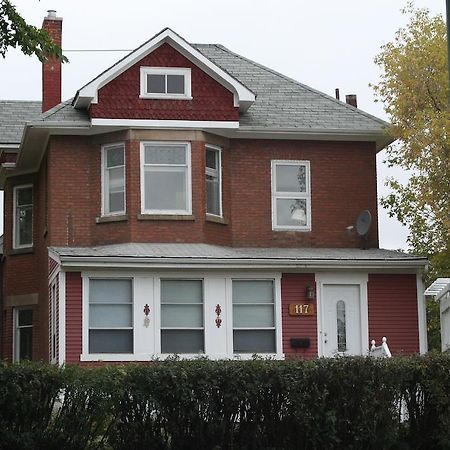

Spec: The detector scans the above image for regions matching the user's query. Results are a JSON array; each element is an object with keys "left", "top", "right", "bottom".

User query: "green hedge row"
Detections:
[{"left": 1, "top": 355, "right": 450, "bottom": 449}]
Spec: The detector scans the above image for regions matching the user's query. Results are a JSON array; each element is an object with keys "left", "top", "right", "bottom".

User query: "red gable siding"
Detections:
[
  {"left": 90, "top": 43, "right": 238, "bottom": 121},
  {"left": 66, "top": 272, "right": 82, "bottom": 364},
  {"left": 282, "top": 273, "right": 317, "bottom": 359},
  {"left": 368, "top": 274, "right": 419, "bottom": 355}
]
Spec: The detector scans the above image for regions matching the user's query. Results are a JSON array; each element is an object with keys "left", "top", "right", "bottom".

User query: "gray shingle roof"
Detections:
[
  {"left": 38, "top": 98, "right": 90, "bottom": 125},
  {"left": 50, "top": 243, "right": 426, "bottom": 268},
  {"left": 0, "top": 101, "right": 42, "bottom": 144}
]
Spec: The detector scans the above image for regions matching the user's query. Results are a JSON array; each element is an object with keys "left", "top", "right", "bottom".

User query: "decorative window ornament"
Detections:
[{"left": 215, "top": 304, "right": 222, "bottom": 328}]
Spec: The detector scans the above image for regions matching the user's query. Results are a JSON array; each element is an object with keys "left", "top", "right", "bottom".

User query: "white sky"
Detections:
[{"left": 0, "top": 0, "right": 446, "bottom": 249}]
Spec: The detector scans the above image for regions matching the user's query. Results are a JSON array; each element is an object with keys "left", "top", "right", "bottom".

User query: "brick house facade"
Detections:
[{"left": 0, "top": 12, "right": 427, "bottom": 364}]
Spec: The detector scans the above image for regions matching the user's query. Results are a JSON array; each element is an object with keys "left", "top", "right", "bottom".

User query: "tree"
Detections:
[
  {"left": 372, "top": 3, "right": 449, "bottom": 350},
  {"left": 0, "top": 0, "right": 67, "bottom": 61}
]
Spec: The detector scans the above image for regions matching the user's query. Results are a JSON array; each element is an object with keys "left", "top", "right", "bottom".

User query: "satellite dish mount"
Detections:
[{"left": 356, "top": 210, "right": 372, "bottom": 249}]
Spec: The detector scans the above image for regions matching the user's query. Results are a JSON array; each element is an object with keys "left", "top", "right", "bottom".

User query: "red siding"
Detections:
[
  {"left": 65, "top": 272, "right": 82, "bottom": 364},
  {"left": 90, "top": 43, "right": 238, "bottom": 122},
  {"left": 368, "top": 274, "right": 419, "bottom": 355},
  {"left": 281, "top": 273, "right": 317, "bottom": 359}
]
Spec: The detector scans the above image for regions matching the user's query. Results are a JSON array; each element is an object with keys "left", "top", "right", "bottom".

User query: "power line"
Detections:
[{"left": 63, "top": 49, "right": 133, "bottom": 52}]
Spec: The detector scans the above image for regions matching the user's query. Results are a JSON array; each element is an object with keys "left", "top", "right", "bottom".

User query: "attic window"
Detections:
[{"left": 140, "top": 67, "right": 192, "bottom": 99}]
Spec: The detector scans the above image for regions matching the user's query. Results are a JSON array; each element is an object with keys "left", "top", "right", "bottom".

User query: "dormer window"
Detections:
[{"left": 140, "top": 67, "right": 192, "bottom": 99}]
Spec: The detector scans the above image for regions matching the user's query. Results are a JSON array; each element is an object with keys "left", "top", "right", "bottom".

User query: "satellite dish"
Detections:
[{"left": 356, "top": 210, "right": 372, "bottom": 237}]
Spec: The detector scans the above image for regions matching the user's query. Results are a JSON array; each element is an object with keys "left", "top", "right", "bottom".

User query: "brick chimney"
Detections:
[
  {"left": 345, "top": 94, "right": 357, "bottom": 108},
  {"left": 42, "top": 10, "right": 62, "bottom": 113}
]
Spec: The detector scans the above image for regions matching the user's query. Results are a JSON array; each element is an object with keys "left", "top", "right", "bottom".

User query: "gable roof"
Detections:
[
  {"left": 0, "top": 101, "right": 42, "bottom": 145},
  {"left": 73, "top": 28, "right": 256, "bottom": 112}
]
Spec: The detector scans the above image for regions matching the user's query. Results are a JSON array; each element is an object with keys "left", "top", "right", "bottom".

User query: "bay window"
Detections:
[
  {"left": 13, "top": 185, "right": 33, "bottom": 249},
  {"left": 205, "top": 145, "right": 222, "bottom": 217},
  {"left": 102, "top": 143, "right": 125, "bottom": 216}
]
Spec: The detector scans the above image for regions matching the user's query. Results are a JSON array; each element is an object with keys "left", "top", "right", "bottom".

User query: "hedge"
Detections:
[{"left": 1, "top": 354, "right": 450, "bottom": 449}]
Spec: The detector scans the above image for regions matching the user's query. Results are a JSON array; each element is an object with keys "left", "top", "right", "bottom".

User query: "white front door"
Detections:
[{"left": 322, "top": 284, "right": 362, "bottom": 356}]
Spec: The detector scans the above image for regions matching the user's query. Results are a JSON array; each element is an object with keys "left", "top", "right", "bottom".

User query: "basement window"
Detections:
[{"left": 140, "top": 67, "right": 192, "bottom": 99}]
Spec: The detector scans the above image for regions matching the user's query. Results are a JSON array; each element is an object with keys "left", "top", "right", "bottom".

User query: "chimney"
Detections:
[
  {"left": 42, "top": 10, "right": 62, "bottom": 113},
  {"left": 345, "top": 94, "right": 357, "bottom": 108}
]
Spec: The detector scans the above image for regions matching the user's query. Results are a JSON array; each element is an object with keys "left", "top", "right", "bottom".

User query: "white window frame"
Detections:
[
  {"left": 50, "top": 281, "right": 57, "bottom": 363},
  {"left": 140, "top": 67, "right": 192, "bottom": 100},
  {"left": 80, "top": 271, "right": 283, "bottom": 362},
  {"left": 13, "top": 184, "right": 33, "bottom": 249},
  {"left": 271, "top": 160, "right": 311, "bottom": 231},
  {"left": 140, "top": 141, "right": 192, "bottom": 215},
  {"left": 205, "top": 144, "right": 222, "bottom": 218},
  {"left": 13, "top": 308, "right": 33, "bottom": 362},
  {"left": 101, "top": 143, "right": 126, "bottom": 217}
]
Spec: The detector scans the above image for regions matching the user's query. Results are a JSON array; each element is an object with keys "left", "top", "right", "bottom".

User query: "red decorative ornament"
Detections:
[
  {"left": 143, "top": 304, "right": 150, "bottom": 316},
  {"left": 215, "top": 304, "right": 222, "bottom": 316},
  {"left": 215, "top": 304, "right": 222, "bottom": 328},
  {"left": 215, "top": 317, "right": 222, "bottom": 328}
]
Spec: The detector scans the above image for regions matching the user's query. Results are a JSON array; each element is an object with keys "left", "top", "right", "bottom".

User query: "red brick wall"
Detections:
[
  {"left": 368, "top": 274, "right": 419, "bottom": 355},
  {"left": 90, "top": 43, "right": 238, "bottom": 122},
  {"left": 230, "top": 139, "right": 379, "bottom": 248},
  {"left": 281, "top": 273, "right": 317, "bottom": 358},
  {"left": 65, "top": 272, "right": 82, "bottom": 364}
]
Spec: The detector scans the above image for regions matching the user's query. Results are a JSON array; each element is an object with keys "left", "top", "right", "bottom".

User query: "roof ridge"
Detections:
[{"left": 213, "top": 44, "right": 388, "bottom": 127}]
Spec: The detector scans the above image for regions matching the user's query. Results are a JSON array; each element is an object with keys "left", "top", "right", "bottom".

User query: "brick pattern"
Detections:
[
  {"left": 90, "top": 43, "right": 238, "bottom": 122},
  {"left": 281, "top": 273, "right": 317, "bottom": 359},
  {"left": 368, "top": 274, "right": 419, "bottom": 355}
]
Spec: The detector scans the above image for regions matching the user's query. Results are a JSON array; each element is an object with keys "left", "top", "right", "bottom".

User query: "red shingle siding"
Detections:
[
  {"left": 281, "top": 273, "right": 317, "bottom": 358},
  {"left": 90, "top": 43, "right": 238, "bottom": 122},
  {"left": 368, "top": 274, "right": 419, "bottom": 355},
  {"left": 65, "top": 272, "right": 82, "bottom": 364}
]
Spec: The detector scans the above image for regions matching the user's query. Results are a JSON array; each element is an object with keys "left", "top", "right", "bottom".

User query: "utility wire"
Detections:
[{"left": 63, "top": 49, "right": 133, "bottom": 52}]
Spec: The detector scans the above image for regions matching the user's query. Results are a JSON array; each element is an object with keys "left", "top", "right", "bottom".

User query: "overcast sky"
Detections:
[{"left": 0, "top": 0, "right": 446, "bottom": 249}]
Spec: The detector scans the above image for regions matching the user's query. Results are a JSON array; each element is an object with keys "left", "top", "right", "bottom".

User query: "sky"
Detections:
[{"left": 0, "top": 0, "right": 446, "bottom": 249}]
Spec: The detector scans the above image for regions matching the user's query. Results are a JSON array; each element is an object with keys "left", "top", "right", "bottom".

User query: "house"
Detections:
[{"left": 0, "top": 11, "right": 428, "bottom": 365}]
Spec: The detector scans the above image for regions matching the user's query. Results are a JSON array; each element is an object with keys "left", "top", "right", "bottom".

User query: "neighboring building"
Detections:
[{"left": 0, "top": 11, "right": 427, "bottom": 365}]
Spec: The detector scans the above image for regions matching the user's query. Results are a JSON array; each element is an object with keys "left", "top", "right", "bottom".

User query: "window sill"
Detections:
[
  {"left": 273, "top": 227, "right": 311, "bottom": 233},
  {"left": 10, "top": 247, "right": 34, "bottom": 255},
  {"left": 138, "top": 214, "right": 195, "bottom": 221},
  {"left": 96, "top": 214, "right": 128, "bottom": 224},
  {"left": 139, "top": 94, "right": 193, "bottom": 101},
  {"left": 206, "top": 214, "right": 228, "bottom": 225}
]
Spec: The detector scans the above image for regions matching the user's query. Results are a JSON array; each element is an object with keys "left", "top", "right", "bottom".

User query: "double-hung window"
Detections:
[
  {"left": 140, "top": 142, "right": 192, "bottom": 215},
  {"left": 88, "top": 279, "right": 133, "bottom": 354},
  {"left": 160, "top": 280, "right": 204, "bottom": 354},
  {"left": 14, "top": 309, "right": 33, "bottom": 361},
  {"left": 102, "top": 143, "right": 126, "bottom": 216},
  {"left": 140, "top": 67, "right": 192, "bottom": 99},
  {"left": 232, "top": 280, "right": 276, "bottom": 353},
  {"left": 205, "top": 145, "right": 222, "bottom": 217},
  {"left": 13, "top": 185, "right": 33, "bottom": 249},
  {"left": 271, "top": 160, "right": 311, "bottom": 231}
]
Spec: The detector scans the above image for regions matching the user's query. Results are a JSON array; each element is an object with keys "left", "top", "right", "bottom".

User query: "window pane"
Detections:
[
  {"left": 89, "top": 304, "right": 133, "bottom": 328},
  {"left": 18, "top": 309, "right": 32, "bottom": 326},
  {"left": 106, "top": 146, "right": 124, "bottom": 167},
  {"left": 17, "top": 187, "right": 32, "bottom": 206},
  {"left": 275, "top": 165, "right": 307, "bottom": 193},
  {"left": 17, "top": 206, "right": 33, "bottom": 246},
  {"left": 167, "top": 74, "right": 185, "bottom": 94},
  {"left": 90, "top": 279, "right": 132, "bottom": 303},
  {"left": 206, "top": 149, "right": 218, "bottom": 170},
  {"left": 233, "top": 330, "right": 275, "bottom": 353},
  {"left": 337, "top": 300, "right": 347, "bottom": 352},
  {"left": 19, "top": 327, "right": 32, "bottom": 360},
  {"left": 89, "top": 329, "right": 133, "bottom": 353},
  {"left": 206, "top": 178, "right": 220, "bottom": 215},
  {"left": 161, "top": 280, "right": 202, "bottom": 303},
  {"left": 109, "top": 192, "right": 125, "bottom": 213},
  {"left": 161, "top": 304, "right": 203, "bottom": 327},
  {"left": 161, "top": 330, "right": 204, "bottom": 353},
  {"left": 232, "top": 280, "right": 274, "bottom": 303},
  {"left": 144, "top": 145, "right": 186, "bottom": 164},
  {"left": 276, "top": 198, "right": 307, "bottom": 227},
  {"left": 144, "top": 169, "right": 187, "bottom": 211},
  {"left": 233, "top": 305, "right": 274, "bottom": 327},
  {"left": 108, "top": 167, "right": 124, "bottom": 192},
  {"left": 147, "top": 74, "right": 165, "bottom": 93}
]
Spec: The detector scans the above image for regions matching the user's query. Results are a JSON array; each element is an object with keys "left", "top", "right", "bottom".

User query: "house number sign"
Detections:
[{"left": 288, "top": 304, "right": 315, "bottom": 316}]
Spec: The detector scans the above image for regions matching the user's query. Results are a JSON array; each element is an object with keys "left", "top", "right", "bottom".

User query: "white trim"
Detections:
[
  {"left": 12, "top": 184, "right": 33, "bottom": 250},
  {"left": 315, "top": 272, "right": 369, "bottom": 357},
  {"left": 205, "top": 144, "right": 223, "bottom": 218},
  {"left": 0, "top": 144, "right": 20, "bottom": 149},
  {"left": 50, "top": 280, "right": 58, "bottom": 364},
  {"left": 140, "top": 67, "right": 192, "bottom": 99},
  {"left": 91, "top": 118, "right": 239, "bottom": 129},
  {"left": 58, "top": 271, "right": 66, "bottom": 365},
  {"left": 74, "top": 28, "right": 255, "bottom": 110},
  {"left": 101, "top": 142, "right": 126, "bottom": 217},
  {"left": 139, "top": 141, "right": 192, "bottom": 215},
  {"left": 417, "top": 274, "right": 428, "bottom": 354},
  {"left": 271, "top": 160, "right": 311, "bottom": 231}
]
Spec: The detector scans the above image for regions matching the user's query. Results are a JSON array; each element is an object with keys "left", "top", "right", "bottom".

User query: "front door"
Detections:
[{"left": 322, "top": 284, "right": 362, "bottom": 356}]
